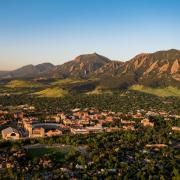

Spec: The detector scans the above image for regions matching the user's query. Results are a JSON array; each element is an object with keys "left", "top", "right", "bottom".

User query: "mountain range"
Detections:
[
  {"left": 0, "top": 49, "right": 180, "bottom": 88},
  {"left": 0, "top": 63, "right": 55, "bottom": 79}
]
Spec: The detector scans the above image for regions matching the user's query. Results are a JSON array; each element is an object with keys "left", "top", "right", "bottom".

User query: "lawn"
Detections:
[{"left": 27, "top": 146, "right": 72, "bottom": 162}]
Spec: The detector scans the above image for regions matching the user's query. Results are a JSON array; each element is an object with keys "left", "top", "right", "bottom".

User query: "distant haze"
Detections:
[{"left": 0, "top": 0, "right": 180, "bottom": 70}]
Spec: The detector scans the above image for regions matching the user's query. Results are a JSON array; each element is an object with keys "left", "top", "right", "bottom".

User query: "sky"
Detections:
[{"left": 0, "top": 0, "right": 180, "bottom": 70}]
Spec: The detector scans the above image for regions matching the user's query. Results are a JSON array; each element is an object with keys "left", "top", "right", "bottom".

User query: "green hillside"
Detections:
[
  {"left": 86, "top": 86, "right": 112, "bottom": 95},
  {"left": 6, "top": 80, "right": 41, "bottom": 88},
  {"left": 130, "top": 85, "right": 180, "bottom": 97},
  {"left": 34, "top": 87, "right": 68, "bottom": 97},
  {"left": 53, "top": 78, "right": 85, "bottom": 85}
]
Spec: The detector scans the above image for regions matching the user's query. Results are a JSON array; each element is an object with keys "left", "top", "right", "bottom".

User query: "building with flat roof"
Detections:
[{"left": 70, "top": 128, "right": 89, "bottom": 134}]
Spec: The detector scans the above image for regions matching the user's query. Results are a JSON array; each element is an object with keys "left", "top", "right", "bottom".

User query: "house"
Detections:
[
  {"left": 121, "top": 120, "right": 136, "bottom": 124},
  {"left": 59, "top": 124, "right": 70, "bottom": 133},
  {"left": 145, "top": 144, "right": 168, "bottom": 148},
  {"left": 0, "top": 120, "right": 8, "bottom": 126},
  {"left": 39, "top": 159, "right": 52, "bottom": 168},
  {"left": 141, "top": 119, "right": 154, "bottom": 127},
  {"left": 1, "top": 127, "right": 20, "bottom": 140},
  {"left": 13, "top": 150, "right": 26, "bottom": 158},
  {"left": 159, "top": 111, "right": 168, "bottom": 116},
  {"left": 101, "top": 111, "right": 109, "bottom": 116},
  {"left": 75, "top": 164, "right": 87, "bottom": 169},
  {"left": 146, "top": 111, "right": 159, "bottom": 117},
  {"left": 105, "top": 127, "right": 121, "bottom": 132},
  {"left": 122, "top": 125, "right": 135, "bottom": 131},
  {"left": 71, "top": 128, "right": 89, "bottom": 134},
  {"left": 172, "top": 126, "right": 180, "bottom": 132},
  {"left": 63, "top": 119, "right": 73, "bottom": 125},
  {"left": 46, "top": 115, "right": 60, "bottom": 122},
  {"left": 6, "top": 162, "right": 14, "bottom": 168},
  {"left": 86, "top": 126, "right": 103, "bottom": 133},
  {"left": 72, "top": 108, "right": 81, "bottom": 112},
  {"left": 57, "top": 112, "right": 66, "bottom": 120},
  {"left": 77, "top": 119, "right": 90, "bottom": 125},
  {"left": 0, "top": 163, "right": 4, "bottom": 170},
  {"left": 46, "top": 129, "right": 62, "bottom": 137},
  {"left": 133, "top": 113, "right": 143, "bottom": 118},
  {"left": 105, "top": 116, "right": 113, "bottom": 122}
]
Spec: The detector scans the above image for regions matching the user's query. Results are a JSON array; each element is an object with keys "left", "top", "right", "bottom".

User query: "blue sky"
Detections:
[{"left": 0, "top": 0, "right": 180, "bottom": 70}]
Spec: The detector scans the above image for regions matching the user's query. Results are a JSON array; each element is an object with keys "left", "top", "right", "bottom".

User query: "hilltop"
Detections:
[{"left": 0, "top": 49, "right": 179, "bottom": 91}]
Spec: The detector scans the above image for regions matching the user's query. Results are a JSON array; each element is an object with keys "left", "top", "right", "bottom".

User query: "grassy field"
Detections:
[
  {"left": 86, "top": 86, "right": 112, "bottom": 95},
  {"left": 53, "top": 77, "right": 99, "bottom": 86},
  {"left": 27, "top": 146, "right": 72, "bottom": 163},
  {"left": 130, "top": 85, "right": 180, "bottom": 97},
  {"left": 34, "top": 87, "right": 69, "bottom": 97},
  {"left": 6, "top": 80, "right": 41, "bottom": 88}
]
